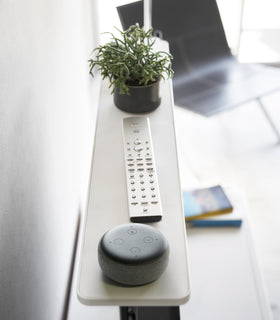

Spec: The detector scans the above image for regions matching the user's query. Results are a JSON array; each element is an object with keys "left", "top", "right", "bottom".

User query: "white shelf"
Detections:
[{"left": 76, "top": 40, "right": 191, "bottom": 306}]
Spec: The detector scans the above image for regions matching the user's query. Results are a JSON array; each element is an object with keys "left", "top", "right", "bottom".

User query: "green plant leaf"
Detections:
[{"left": 88, "top": 23, "right": 173, "bottom": 94}]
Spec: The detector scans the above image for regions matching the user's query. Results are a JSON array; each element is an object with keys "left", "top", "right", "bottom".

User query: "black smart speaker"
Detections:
[{"left": 98, "top": 223, "right": 169, "bottom": 286}]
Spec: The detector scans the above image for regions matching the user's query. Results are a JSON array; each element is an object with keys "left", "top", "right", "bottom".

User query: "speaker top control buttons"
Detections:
[
  {"left": 98, "top": 223, "right": 169, "bottom": 286},
  {"left": 143, "top": 236, "right": 154, "bottom": 243},
  {"left": 130, "top": 247, "right": 141, "bottom": 254},
  {"left": 127, "top": 228, "right": 137, "bottom": 235},
  {"left": 114, "top": 238, "right": 124, "bottom": 245}
]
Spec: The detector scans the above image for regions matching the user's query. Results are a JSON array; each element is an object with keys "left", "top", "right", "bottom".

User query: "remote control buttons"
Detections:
[
  {"left": 134, "top": 145, "right": 143, "bottom": 152},
  {"left": 134, "top": 138, "right": 141, "bottom": 145}
]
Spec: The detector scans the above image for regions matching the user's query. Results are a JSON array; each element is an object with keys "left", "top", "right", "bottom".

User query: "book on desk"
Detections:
[{"left": 183, "top": 185, "right": 242, "bottom": 227}]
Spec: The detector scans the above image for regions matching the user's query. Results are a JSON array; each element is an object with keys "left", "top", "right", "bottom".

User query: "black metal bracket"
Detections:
[{"left": 120, "top": 306, "right": 180, "bottom": 320}]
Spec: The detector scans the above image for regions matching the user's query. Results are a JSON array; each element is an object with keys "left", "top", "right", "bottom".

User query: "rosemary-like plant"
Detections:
[{"left": 89, "top": 24, "right": 173, "bottom": 95}]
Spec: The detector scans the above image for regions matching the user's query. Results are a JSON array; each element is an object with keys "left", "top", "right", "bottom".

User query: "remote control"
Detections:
[{"left": 122, "top": 116, "right": 163, "bottom": 223}]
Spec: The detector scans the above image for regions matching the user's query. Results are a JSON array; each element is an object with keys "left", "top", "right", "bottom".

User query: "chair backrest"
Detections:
[{"left": 117, "top": 0, "right": 232, "bottom": 78}]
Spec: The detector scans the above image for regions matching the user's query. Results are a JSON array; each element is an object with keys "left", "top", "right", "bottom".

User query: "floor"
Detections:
[
  {"left": 173, "top": 2, "right": 280, "bottom": 317},
  {"left": 174, "top": 93, "right": 280, "bottom": 319}
]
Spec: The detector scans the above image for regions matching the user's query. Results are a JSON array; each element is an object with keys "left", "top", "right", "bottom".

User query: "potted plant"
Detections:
[{"left": 89, "top": 24, "right": 173, "bottom": 113}]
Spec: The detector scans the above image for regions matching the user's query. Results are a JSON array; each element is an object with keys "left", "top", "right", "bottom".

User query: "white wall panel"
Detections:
[{"left": 0, "top": 0, "right": 100, "bottom": 318}]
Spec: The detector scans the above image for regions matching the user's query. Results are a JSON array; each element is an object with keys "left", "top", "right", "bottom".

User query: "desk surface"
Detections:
[{"left": 77, "top": 42, "right": 191, "bottom": 306}]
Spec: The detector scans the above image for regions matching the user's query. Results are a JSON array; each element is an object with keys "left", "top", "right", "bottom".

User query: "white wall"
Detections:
[{"left": 0, "top": 0, "right": 100, "bottom": 318}]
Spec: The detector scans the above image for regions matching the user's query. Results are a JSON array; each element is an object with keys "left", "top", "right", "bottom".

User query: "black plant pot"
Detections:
[{"left": 113, "top": 81, "right": 161, "bottom": 113}]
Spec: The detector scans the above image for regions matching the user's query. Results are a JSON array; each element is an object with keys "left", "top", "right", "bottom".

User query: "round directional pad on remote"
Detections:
[{"left": 98, "top": 223, "right": 169, "bottom": 286}]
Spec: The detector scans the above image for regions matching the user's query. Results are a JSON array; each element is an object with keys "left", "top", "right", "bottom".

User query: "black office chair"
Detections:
[{"left": 117, "top": 0, "right": 280, "bottom": 140}]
